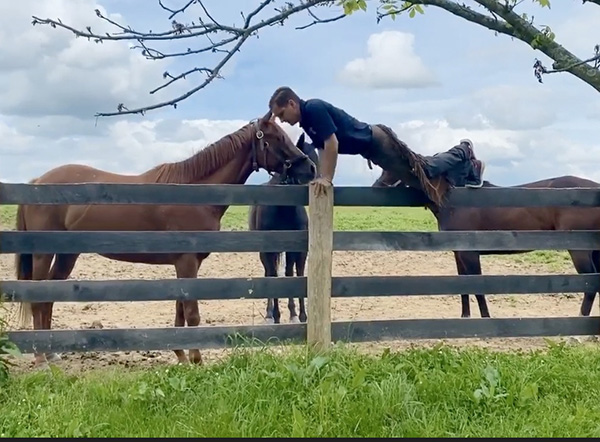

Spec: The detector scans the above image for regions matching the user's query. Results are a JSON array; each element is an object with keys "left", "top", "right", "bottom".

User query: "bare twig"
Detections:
[
  {"left": 30, "top": 0, "right": 600, "bottom": 117},
  {"left": 31, "top": 0, "right": 332, "bottom": 116},
  {"left": 158, "top": 0, "right": 197, "bottom": 19},
  {"left": 295, "top": 7, "right": 345, "bottom": 30}
]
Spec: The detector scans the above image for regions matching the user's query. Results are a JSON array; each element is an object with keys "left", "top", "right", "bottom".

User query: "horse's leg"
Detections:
[
  {"left": 455, "top": 252, "right": 472, "bottom": 318},
  {"left": 173, "top": 300, "right": 185, "bottom": 361},
  {"left": 456, "top": 251, "right": 490, "bottom": 318},
  {"left": 569, "top": 250, "right": 598, "bottom": 316},
  {"left": 285, "top": 252, "right": 299, "bottom": 323},
  {"left": 30, "top": 253, "right": 54, "bottom": 367},
  {"left": 43, "top": 253, "right": 79, "bottom": 363},
  {"left": 261, "top": 252, "right": 280, "bottom": 324},
  {"left": 173, "top": 254, "right": 202, "bottom": 365},
  {"left": 295, "top": 251, "right": 308, "bottom": 323}
]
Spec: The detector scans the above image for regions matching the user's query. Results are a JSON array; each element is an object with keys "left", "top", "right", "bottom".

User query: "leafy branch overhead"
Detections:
[{"left": 30, "top": 0, "right": 600, "bottom": 117}]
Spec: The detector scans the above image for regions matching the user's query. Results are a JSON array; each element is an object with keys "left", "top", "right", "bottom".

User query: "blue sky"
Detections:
[{"left": 0, "top": 0, "right": 599, "bottom": 186}]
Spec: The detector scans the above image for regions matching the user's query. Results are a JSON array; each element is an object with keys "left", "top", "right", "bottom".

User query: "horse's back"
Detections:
[
  {"left": 545, "top": 175, "right": 600, "bottom": 189},
  {"left": 35, "top": 163, "right": 145, "bottom": 184}
]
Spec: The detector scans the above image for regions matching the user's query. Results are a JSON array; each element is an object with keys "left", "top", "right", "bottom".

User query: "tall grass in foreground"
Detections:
[{"left": 2, "top": 342, "right": 600, "bottom": 437}]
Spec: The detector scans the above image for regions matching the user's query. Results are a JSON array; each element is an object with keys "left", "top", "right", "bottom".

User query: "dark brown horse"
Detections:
[
  {"left": 15, "top": 115, "right": 317, "bottom": 368},
  {"left": 373, "top": 171, "right": 600, "bottom": 318},
  {"left": 248, "top": 134, "right": 319, "bottom": 324}
]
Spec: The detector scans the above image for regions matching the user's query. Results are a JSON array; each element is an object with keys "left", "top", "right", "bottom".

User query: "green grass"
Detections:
[
  {"left": 3, "top": 343, "right": 600, "bottom": 437},
  {"left": 0, "top": 205, "right": 16, "bottom": 228},
  {"left": 0, "top": 205, "right": 570, "bottom": 268}
]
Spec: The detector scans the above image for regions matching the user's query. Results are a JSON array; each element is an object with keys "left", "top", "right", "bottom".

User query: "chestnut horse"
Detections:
[
  {"left": 248, "top": 133, "right": 320, "bottom": 325},
  {"left": 373, "top": 170, "right": 600, "bottom": 318},
  {"left": 15, "top": 115, "right": 317, "bottom": 367}
]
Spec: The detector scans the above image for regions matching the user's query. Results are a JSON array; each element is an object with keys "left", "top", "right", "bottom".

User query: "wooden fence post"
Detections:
[{"left": 307, "top": 182, "right": 334, "bottom": 350}]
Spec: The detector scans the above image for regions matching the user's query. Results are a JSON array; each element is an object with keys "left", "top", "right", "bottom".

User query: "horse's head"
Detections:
[
  {"left": 372, "top": 168, "right": 404, "bottom": 188},
  {"left": 251, "top": 112, "right": 317, "bottom": 185},
  {"left": 271, "top": 133, "right": 320, "bottom": 185}
]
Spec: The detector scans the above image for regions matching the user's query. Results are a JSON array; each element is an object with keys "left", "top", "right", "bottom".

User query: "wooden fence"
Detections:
[{"left": 2, "top": 182, "right": 600, "bottom": 355}]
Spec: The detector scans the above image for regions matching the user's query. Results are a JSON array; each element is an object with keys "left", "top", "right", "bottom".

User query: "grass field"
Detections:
[
  {"left": 2, "top": 343, "right": 600, "bottom": 437},
  {"left": 0, "top": 204, "right": 571, "bottom": 268},
  {"left": 0, "top": 203, "right": 591, "bottom": 437}
]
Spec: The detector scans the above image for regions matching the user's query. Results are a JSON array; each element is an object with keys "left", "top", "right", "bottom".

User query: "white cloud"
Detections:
[
  {"left": 0, "top": 0, "right": 178, "bottom": 118},
  {"left": 445, "top": 84, "right": 558, "bottom": 131},
  {"left": 338, "top": 31, "right": 437, "bottom": 89},
  {"left": 0, "top": 117, "right": 309, "bottom": 184},
  {"left": 553, "top": 3, "right": 600, "bottom": 56}
]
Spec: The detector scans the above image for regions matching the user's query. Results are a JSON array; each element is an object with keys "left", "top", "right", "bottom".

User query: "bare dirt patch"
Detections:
[{"left": 2, "top": 245, "right": 593, "bottom": 374}]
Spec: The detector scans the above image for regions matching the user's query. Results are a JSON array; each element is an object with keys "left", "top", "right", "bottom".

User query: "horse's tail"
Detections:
[
  {"left": 376, "top": 124, "right": 449, "bottom": 206},
  {"left": 14, "top": 186, "right": 34, "bottom": 329},
  {"left": 276, "top": 251, "right": 285, "bottom": 278}
]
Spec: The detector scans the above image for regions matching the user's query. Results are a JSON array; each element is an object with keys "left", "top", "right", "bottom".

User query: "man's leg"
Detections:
[
  {"left": 460, "top": 139, "right": 486, "bottom": 188},
  {"left": 424, "top": 139, "right": 485, "bottom": 188}
]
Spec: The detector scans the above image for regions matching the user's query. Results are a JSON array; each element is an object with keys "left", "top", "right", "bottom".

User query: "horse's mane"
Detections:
[{"left": 150, "top": 123, "right": 255, "bottom": 183}]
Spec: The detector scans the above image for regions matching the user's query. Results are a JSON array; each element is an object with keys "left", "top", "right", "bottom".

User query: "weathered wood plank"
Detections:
[
  {"left": 7, "top": 323, "right": 306, "bottom": 353},
  {"left": 8, "top": 316, "right": 600, "bottom": 353},
  {"left": 3, "top": 182, "right": 600, "bottom": 208},
  {"left": 307, "top": 181, "right": 333, "bottom": 350},
  {"left": 3, "top": 230, "right": 600, "bottom": 254},
  {"left": 445, "top": 186, "right": 600, "bottom": 208},
  {"left": 334, "top": 230, "right": 600, "bottom": 251},
  {"left": 332, "top": 316, "right": 600, "bottom": 342},
  {"left": 0, "top": 183, "right": 308, "bottom": 206},
  {"left": 3, "top": 274, "right": 600, "bottom": 303},
  {"left": 0, "top": 230, "right": 307, "bottom": 253}
]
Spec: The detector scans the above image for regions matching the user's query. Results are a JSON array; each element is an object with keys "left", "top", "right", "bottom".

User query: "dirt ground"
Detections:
[{"left": 2, "top": 244, "right": 596, "bottom": 374}]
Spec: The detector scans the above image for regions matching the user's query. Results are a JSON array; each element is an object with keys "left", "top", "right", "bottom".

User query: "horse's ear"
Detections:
[
  {"left": 296, "top": 133, "right": 305, "bottom": 149},
  {"left": 260, "top": 110, "right": 274, "bottom": 124}
]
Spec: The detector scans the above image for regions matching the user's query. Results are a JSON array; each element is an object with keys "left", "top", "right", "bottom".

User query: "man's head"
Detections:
[{"left": 269, "top": 86, "right": 302, "bottom": 126}]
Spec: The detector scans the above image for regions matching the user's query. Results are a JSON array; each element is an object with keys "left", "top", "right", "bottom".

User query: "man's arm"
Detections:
[
  {"left": 320, "top": 133, "right": 338, "bottom": 184},
  {"left": 306, "top": 100, "right": 338, "bottom": 183}
]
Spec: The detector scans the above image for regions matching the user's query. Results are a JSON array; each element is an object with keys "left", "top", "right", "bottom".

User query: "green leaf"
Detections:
[
  {"left": 352, "top": 368, "right": 367, "bottom": 388},
  {"left": 520, "top": 383, "right": 539, "bottom": 402},
  {"left": 291, "top": 405, "right": 306, "bottom": 438},
  {"left": 409, "top": 7, "right": 415, "bottom": 18},
  {"left": 310, "top": 355, "right": 329, "bottom": 370}
]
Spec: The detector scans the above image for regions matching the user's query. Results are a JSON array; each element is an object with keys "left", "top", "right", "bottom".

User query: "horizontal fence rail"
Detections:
[
  {"left": 2, "top": 230, "right": 600, "bottom": 254},
  {"left": 7, "top": 316, "right": 600, "bottom": 354},
  {"left": 3, "top": 182, "right": 600, "bottom": 207},
  {"left": 3, "top": 274, "right": 600, "bottom": 303},
  {"left": 4, "top": 181, "right": 600, "bottom": 358}
]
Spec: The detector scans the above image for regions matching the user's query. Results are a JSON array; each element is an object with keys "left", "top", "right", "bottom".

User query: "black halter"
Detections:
[{"left": 250, "top": 119, "right": 310, "bottom": 180}]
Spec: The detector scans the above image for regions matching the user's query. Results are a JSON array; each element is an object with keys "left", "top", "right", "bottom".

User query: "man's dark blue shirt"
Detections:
[{"left": 298, "top": 98, "right": 372, "bottom": 155}]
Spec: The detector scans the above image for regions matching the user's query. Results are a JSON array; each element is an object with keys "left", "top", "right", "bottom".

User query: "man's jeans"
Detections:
[{"left": 423, "top": 144, "right": 473, "bottom": 187}]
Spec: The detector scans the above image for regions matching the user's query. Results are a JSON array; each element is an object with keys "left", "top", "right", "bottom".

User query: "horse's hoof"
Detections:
[
  {"left": 264, "top": 317, "right": 275, "bottom": 324},
  {"left": 46, "top": 353, "right": 62, "bottom": 363},
  {"left": 290, "top": 316, "right": 300, "bottom": 324}
]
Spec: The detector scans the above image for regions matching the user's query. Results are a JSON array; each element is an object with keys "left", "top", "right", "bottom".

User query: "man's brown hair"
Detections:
[{"left": 269, "top": 86, "right": 300, "bottom": 108}]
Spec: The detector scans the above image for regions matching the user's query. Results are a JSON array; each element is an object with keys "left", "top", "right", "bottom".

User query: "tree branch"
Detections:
[
  {"left": 377, "top": 0, "right": 514, "bottom": 36},
  {"left": 158, "top": 0, "right": 196, "bottom": 19},
  {"left": 295, "top": 7, "right": 345, "bottom": 30},
  {"left": 473, "top": 0, "right": 600, "bottom": 92},
  {"left": 377, "top": 0, "right": 600, "bottom": 92},
  {"left": 31, "top": 0, "right": 333, "bottom": 117}
]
